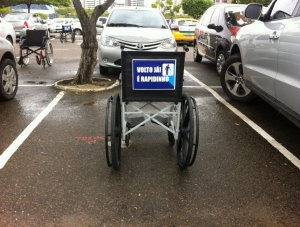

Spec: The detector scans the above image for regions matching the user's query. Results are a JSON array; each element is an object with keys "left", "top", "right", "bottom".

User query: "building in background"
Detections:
[
  {"left": 125, "top": 0, "right": 145, "bottom": 6},
  {"left": 10, "top": 4, "right": 57, "bottom": 18},
  {"left": 214, "top": 0, "right": 232, "bottom": 4},
  {"left": 79, "top": 0, "right": 124, "bottom": 9}
]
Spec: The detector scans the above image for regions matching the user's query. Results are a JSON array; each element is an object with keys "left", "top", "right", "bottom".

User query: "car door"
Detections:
[
  {"left": 206, "top": 7, "right": 221, "bottom": 61},
  {"left": 197, "top": 7, "right": 215, "bottom": 57},
  {"left": 275, "top": 2, "right": 300, "bottom": 116},
  {"left": 0, "top": 19, "right": 6, "bottom": 40}
]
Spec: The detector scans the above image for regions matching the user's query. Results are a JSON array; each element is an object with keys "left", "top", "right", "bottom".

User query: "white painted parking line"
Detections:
[
  {"left": 0, "top": 91, "right": 65, "bottom": 169},
  {"left": 184, "top": 69, "right": 300, "bottom": 170}
]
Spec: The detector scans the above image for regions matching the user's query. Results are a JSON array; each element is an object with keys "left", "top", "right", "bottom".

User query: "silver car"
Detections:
[
  {"left": 98, "top": 7, "right": 177, "bottom": 74},
  {"left": 220, "top": 0, "right": 300, "bottom": 128},
  {"left": 4, "top": 12, "right": 47, "bottom": 40},
  {"left": 0, "top": 37, "right": 18, "bottom": 101},
  {"left": 0, "top": 17, "right": 16, "bottom": 45}
]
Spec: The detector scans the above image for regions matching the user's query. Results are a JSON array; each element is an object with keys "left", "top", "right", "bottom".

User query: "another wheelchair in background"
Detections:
[
  {"left": 18, "top": 30, "right": 53, "bottom": 68},
  {"left": 60, "top": 25, "right": 75, "bottom": 43}
]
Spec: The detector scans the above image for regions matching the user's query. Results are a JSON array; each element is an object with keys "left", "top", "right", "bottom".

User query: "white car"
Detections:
[
  {"left": 0, "top": 17, "right": 16, "bottom": 45},
  {"left": 0, "top": 37, "right": 18, "bottom": 101},
  {"left": 96, "top": 17, "right": 107, "bottom": 34},
  {"left": 98, "top": 7, "right": 177, "bottom": 74},
  {"left": 71, "top": 18, "right": 83, "bottom": 35},
  {"left": 220, "top": 0, "right": 300, "bottom": 128},
  {"left": 49, "top": 18, "right": 71, "bottom": 33}
]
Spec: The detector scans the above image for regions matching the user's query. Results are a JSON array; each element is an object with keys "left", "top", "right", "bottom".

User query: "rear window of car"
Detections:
[
  {"left": 5, "top": 13, "right": 30, "bottom": 20},
  {"left": 178, "top": 20, "right": 197, "bottom": 26},
  {"left": 107, "top": 9, "right": 167, "bottom": 28},
  {"left": 224, "top": 6, "right": 253, "bottom": 27}
]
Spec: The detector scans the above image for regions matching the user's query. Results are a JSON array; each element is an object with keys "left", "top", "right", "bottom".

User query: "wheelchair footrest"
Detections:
[
  {"left": 126, "top": 117, "right": 145, "bottom": 128},
  {"left": 151, "top": 115, "right": 169, "bottom": 126}
]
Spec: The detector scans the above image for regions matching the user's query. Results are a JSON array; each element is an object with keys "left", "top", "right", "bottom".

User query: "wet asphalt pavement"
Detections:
[{"left": 0, "top": 38, "right": 299, "bottom": 226}]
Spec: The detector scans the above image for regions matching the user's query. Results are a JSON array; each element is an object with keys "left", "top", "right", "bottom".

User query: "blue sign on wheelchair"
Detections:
[{"left": 132, "top": 59, "right": 176, "bottom": 90}]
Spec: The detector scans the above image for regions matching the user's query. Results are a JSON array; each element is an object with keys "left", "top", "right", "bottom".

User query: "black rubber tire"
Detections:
[
  {"left": 42, "top": 59, "right": 45, "bottom": 68},
  {"left": 74, "top": 29, "right": 82, "bottom": 36},
  {"left": 45, "top": 42, "right": 53, "bottom": 66},
  {"left": 168, "top": 131, "right": 175, "bottom": 147},
  {"left": 216, "top": 50, "right": 227, "bottom": 76},
  {"left": 105, "top": 96, "right": 113, "bottom": 167},
  {"left": 193, "top": 42, "right": 202, "bottom": 63},
  {"left": 220, "top": 54, "right": 257, "bottom": 103},
  {"left": 0, "top": 59, "right": 18, "bottom": 101},
  {"left": 177, "top": 93, "right": 194, "bottom": 170},
  {"left": 71, "top": 33, "right": 75, "bottom": 43},
  {"left": 111, "top": 93, "right": 122, "bottom": 170},
  {"left": 21, "top": 49, "right": 29, "bottom": 66},
  {"left": 100, "top": 65, "right": 109, "bottom": 74},
  {"left": 60, "top": 33, "right": 63, "bottom": 43},
  {"left": 189, "top": 96, "right": 199, "bottom": 167}
]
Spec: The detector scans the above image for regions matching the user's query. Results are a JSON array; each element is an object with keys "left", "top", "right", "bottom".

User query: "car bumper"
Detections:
[{"left": 98, "top": 45, "right": 177, "bottom": 69}]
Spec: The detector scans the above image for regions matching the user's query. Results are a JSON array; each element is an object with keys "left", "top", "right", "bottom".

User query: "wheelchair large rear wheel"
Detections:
[
  {"left": 71, "top": 33, "right": 75, "bottom": 43},
  {"left": 105, "top": 96, "right": 113, "bottom": 167},
  {"left": 22, "top": 49, "right": 30, "bottom": 66},
  {"left": 188, "top": 96, "right": 199, "bottom": 166},
  {"left": 111, "top": 93, "right": 122, "bottom": 170},
  {"left": 177, "top": 93, "right": 195, "bottom": 170},
  {"left": 45, "top": 42, "right": 53, "bottom": 66}
]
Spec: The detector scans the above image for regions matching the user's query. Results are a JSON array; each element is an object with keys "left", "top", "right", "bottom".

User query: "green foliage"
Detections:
[
  {"left": 231, "top": 0, "right": 272, "bottom": 6},
  {"left": 54, "top": 7, "right": 109, "bottom": 18},
  {"left": 36, "top": 12, "right": 48, "bottom": 19},
  {"left": 151, "top": 0, "right": 182, "bottom": 17},
  {"left": 182, "top": 0, "right": 213, "bottom": 19},
  {"left": 0, "top": 7, "right": 12, "bottom": 16}
]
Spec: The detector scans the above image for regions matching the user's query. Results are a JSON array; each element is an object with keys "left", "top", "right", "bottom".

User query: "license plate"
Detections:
[{"left": 185, "top": 35, "right": 192, "bottom": 38}]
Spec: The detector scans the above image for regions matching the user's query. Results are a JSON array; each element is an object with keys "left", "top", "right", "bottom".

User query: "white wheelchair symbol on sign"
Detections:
[{"left": 162, "top": 63, "right": 174, "bottom": 76}]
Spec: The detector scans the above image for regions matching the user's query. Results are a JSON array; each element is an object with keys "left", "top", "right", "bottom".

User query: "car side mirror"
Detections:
[
  {"left": 207, "top": 23, "right": 216, "bottom": 30},
  {"left": 244, "top": 3, "right": 263, "bottom": 20}
]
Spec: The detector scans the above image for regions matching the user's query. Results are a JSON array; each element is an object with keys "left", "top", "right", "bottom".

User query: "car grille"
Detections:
[{"left": 118, "top": 40, "right": 163, "bottom": 50}]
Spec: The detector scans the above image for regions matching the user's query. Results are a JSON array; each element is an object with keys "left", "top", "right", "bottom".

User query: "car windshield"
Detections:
[
  {"left": 225, "top": 6, "right": 253, "bottom": 27},
  {"left": 107, "top": 9, "right": 168, "bottom": 29},
  {"left": 4, "top": 13, "right": 30, "bottom": 20}
]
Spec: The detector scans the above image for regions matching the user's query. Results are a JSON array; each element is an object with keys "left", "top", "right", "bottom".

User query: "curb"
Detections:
[{"left": 53, "top": 78, "right": 120, "bottom": 93}]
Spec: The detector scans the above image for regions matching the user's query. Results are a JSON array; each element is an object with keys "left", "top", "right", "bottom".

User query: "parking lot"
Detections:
[{"left": 0, "top": 38, "right": 299, "bottom": 226}]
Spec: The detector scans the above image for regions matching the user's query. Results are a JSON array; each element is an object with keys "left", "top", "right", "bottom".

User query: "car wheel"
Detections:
[
  {"left": 100, "top": 65, "right": 109, "bottom": 74},
  {"left": 0, "top": 59, "right": 18, "bottom": 101},
  {"left": 216, "top": 50, "right": 227, "bottom": 76},
  {"left": 220, "top": 54, "right": 257, "bottom": 103},
  {"left": 193, "top": 42, "right": 202, "bottom": 62},
  {"left": 74, "top": 29, "right": 82, "bottom": 36}
]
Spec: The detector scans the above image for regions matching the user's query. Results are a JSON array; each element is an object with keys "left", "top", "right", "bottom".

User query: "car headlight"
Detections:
[
  {"left": 100, "top": 35, "right": 120, "bottom": 47},
  {"left": 160, "top": 37, "right": 176, "bottom": 49}
]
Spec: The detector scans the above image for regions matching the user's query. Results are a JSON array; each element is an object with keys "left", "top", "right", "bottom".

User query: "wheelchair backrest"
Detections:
[
  {"left": 62, "top": 25, "right": 72, "bottom": 33},
  {"left": 25, "top": 30, "right": 48, "bottom": 46}
]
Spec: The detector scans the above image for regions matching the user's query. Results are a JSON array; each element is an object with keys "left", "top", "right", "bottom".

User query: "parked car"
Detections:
[
  {"left": 3, "top": 12, "right": 47, "bottom": 40},
  {"left": 49, "top": 18, "right": 71, "bottom": 33},
  {"left": 220, "top": 0, "right": 300, "bottom": 128},
  {"left": 96, "top": 17, "right": 108, "bottom": 34},
  {"left": 71, "top": 18, "right": 83, "bottom": 35},
  {"left": 171, "top": 18, "right": 197, "bottom": 45},
  {"left": 98, "top": 7, "right": 177, "bottom": 74},
  {"left": 193, "top": 4, "right": 252, "bottom": 76},
  {"left": 0, "top": 37, "right": 18, "bottom": 101},
  {"left": 0, "top": 17, "right": 16, "bottom": 45}
]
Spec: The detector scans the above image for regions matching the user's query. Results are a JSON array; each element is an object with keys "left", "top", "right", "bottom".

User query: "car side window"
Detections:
[
  {"left": 202, "top": 8, "right": 215, "bottom": 27},
  {"left": 210, "top": 7, "right": 221, "bottom": 25},
  {"left": 270, "top": 0, "right": 298, "bottom": 20}
]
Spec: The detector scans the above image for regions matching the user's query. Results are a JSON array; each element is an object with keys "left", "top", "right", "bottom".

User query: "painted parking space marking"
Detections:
[
  {"left": 184, "top": 69, "right": 300, "bottom": 170},
  {"left": 0, "top": 91, "right": 65, "bottom": 169}
]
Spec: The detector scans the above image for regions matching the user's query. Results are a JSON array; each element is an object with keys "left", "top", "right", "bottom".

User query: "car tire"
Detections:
[
  {"left": 216, "top": 50, "right": 227, "bottom": 76},
  {"left": 74, "top": 29, "right": 82, "bottom": 36},
  {"left": 193, "top": 42, "right": 202, "bottom": 63},
  {"left": 0, "top": 59, "right": 18, "bottom": 101},
  {"left": 100, "top": 65, "right": 109, "bottom": 74},
  {"left": 220, "top": 54, "right": 257, "bottom": 103}
]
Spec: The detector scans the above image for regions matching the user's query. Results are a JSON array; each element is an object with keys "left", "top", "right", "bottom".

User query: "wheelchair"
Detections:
[
  {"left": 105, "top": 46, "right": 199, "bottom": 171},
  {"left": 18, "top": 30, "right": 53, "bottom": 68},
  {"left": 60, "top": 25, "right": 75, "bottom": 43}
]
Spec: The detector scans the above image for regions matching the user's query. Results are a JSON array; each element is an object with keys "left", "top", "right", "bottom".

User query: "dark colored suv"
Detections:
[{"left": 193, "top": 4, "right": 252, "bottom": 75}]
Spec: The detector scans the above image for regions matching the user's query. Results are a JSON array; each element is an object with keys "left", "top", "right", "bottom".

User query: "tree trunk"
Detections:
[{"left": 72, "top": 0, "right": 115, "bottom": 85}]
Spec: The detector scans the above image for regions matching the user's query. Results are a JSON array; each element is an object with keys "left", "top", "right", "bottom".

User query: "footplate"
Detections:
[
  {"left": 126, "top": 117, "right": 145, "bottom": 128},
  {"left": 151, "top": 115, "right": 169, "bottom": 126}
]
